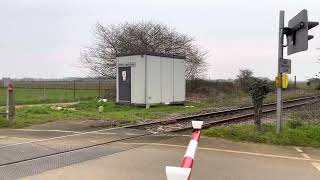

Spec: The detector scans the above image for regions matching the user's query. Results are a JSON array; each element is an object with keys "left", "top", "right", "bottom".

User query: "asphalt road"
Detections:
[{"left": 0, "top": 127, "right": 320, "bottom": 180}]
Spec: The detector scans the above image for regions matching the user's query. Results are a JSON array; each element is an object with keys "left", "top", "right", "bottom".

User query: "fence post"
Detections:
[
  {"left": 165, "top": 121, "right": 203, "bottom": 180},
  {"left": 7, "top": 84, "right": 15, "bottom": 127},
  {"left": 73, "top": 80, "right": 76, "bottom": 100},
  {"left": 98, "top": 81, "right": 101, "bottom": 99},
  {"left": 294, "top": 76, "right": 297, "bottom": 89}
]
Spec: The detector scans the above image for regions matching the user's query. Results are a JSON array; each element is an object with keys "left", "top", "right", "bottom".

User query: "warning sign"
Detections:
[{"left": 280, "top": 59, "right": 291, "bottom": 74}]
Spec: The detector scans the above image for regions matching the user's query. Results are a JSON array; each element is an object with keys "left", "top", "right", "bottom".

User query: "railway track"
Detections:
[
  {"left": 0, "top": 95, "right": 318, "bottom": 170},
  {"left": 126, "top": 95, "right": 320, "bottom": 133}
]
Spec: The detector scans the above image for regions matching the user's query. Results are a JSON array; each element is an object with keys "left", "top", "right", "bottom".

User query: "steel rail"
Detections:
[
  {"left": 171, "top": 101, "right": 317, "bottom": 132},
  {"left": 125, "top": 95, "right": 319, "bottom": 129}
]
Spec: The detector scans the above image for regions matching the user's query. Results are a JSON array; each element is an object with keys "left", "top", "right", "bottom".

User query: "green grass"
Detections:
[
  {"left": 0, "top": 100, "right": 203, "bottom": 128},
  {"left": 203, "top": 101, "right": 320, "bottom": 147},
  {"left": 0, "top": 84, "right": 318, "bottom": 129},
  {"left": 203, "top": 121, "right": 320, "bottom": 147}
]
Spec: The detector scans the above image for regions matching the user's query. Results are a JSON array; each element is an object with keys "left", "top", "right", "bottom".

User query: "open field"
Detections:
[
  {"left": 0, "top": 79, "right": 316, "bottom": 106},
  {"left": 0, "top": 88, "right": 100, "bottom": 105},
  {"left": 0, "top": 80, "right": 116, "bottom": 105}
]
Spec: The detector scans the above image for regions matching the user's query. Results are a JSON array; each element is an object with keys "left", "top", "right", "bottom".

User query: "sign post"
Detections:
[{"left": 276, "top": 11, "right": 285, "bottom": 133}]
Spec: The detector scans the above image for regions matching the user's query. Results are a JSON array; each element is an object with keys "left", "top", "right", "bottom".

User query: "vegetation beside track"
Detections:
[
  {"left": 203, "top": 102, "right": 320, "bottom": 147},
  {"left": 0, "top": 75, "right": 318, "bottom": 129},
  {"left": 0, "top": 101, "right": 204, "bottom": 128},
  {"left": 0, "top": 92, "right": 316, "bottom": 129}
]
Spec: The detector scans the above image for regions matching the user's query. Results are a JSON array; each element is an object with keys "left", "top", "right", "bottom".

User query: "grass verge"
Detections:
[
  {"left": 203, "top": 121, "right": 320, "bottom": 147},
  {"left": 0, "top": 101, "right": 203, "bottom": 128}
]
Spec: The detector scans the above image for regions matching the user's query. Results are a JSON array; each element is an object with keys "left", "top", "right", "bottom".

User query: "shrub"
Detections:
[
  {"left": 186, "top": 79, "right": 236, "bottom": 97},
  {"left": 248, "top": 78, "right": 272, "bottom": 131}
]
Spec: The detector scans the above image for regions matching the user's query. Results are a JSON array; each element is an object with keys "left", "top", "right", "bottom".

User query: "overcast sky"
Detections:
[{"left": 0, "top": 0, "right": 319, "bottom": 81}]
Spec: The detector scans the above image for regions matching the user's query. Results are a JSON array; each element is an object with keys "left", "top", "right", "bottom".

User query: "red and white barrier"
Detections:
[{"left": 166, "top": 121, "right": 203, "bottom": 180}]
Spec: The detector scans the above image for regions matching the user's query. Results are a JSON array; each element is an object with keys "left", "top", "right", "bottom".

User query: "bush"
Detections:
[
  {"left": 248, "top": 78, "right": 271, "bottom": 131},
  {"left": 186, "top": 79, "right": 236, "bottom": 96}
]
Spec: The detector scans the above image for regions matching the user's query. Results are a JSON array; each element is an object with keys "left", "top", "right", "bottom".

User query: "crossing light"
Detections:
[{"left": 285, "top": 9, "right": 319, "bottom": 55}]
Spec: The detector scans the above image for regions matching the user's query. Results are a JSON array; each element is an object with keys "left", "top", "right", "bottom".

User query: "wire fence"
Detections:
[{"left": 0, "top": 80, "right": 116, "bottom": 105}]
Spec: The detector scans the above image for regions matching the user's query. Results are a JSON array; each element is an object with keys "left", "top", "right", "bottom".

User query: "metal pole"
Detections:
[{"left": 276, "top": 11, "right": 285, "bottom": 133}]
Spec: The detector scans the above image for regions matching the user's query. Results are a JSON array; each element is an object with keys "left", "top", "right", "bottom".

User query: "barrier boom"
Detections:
[{"left": 166, "top": 121, "right": 203, "bottom": 180}]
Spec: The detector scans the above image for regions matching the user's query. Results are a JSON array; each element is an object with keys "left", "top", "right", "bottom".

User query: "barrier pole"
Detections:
[{"left": 166, "top": 121, "right": 203, "bottom": 180}]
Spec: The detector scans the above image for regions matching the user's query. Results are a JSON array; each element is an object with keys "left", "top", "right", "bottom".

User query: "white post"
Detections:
[{"left": 276, "top": 11, "right": 285, "bottom": 133}]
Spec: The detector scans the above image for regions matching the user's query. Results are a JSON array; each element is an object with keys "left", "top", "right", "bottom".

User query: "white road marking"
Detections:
[
  {"left": 122, "top": 142, "right": 320, "bottom": 163},
  {"left": 301, "top": 153, "right": 311, "bottom": 159},
  {"left": 12, "top": 129, "right": 117, "bottom": 135},
  {"left": 294, "top": 147, "right": 320, "bottom": 173},
  {"left": 13, "top": 129, "right": 82, "bottom": 134},
  {"left": 90, "top": 132, "right": 117, "bottom": 135},
  {"left": 0, "top": 126, "right": 131, "bottom": 149},
  {"left": 312, "top": 162, "right": 320, "bottom": 172},
  {"left": 182, "top": 135, "right": 191, "bottom": 137},
  {"left": 125, "top": 133, "right": 142, "bottom": 136},
  {"left": 294, "top": 147, "right": 303, "bottom": 153}
]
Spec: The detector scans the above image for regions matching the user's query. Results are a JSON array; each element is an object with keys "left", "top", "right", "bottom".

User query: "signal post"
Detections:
[{"left": 276, "top": 9, "right": 318, "bottom": 133}]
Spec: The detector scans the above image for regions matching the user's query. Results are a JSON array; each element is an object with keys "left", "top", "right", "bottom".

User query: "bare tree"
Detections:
[
  {"left": 235, "top": 69, "right": 254, "bottom": 93},
  {"left": 80, "top": 21, "right": 207, "bottom": 79}
]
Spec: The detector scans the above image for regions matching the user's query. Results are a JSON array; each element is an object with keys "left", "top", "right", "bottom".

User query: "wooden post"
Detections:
[
  {"left": 98, "top": 81, "right": 101, "bottom": 98},
  {"left": 8, "top": 84, "right": 15, "bottom": 127},
  {"left": 294, "top": 76, "right": 297, "bottom": 89},
  {"left": 73, "top": 80, "right": 76, "bottom": 100}
]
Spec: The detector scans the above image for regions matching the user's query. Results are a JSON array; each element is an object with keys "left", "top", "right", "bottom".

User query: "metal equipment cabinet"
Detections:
[{"left": 116, "top": 53, "right": 186, "bottom": 107}]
